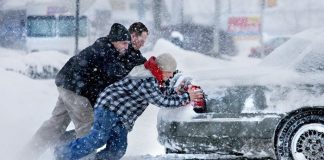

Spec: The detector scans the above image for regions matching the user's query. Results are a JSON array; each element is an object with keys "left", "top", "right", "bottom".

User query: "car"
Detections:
[
  {"left": 249, "top": 37, "right": 290, "bottom": 58},
  {"left": 154, "top": 23, "right": 237, "bottom": 56},
  {"left": 157, "top": 28, "right": 324, "bottom": 160}
]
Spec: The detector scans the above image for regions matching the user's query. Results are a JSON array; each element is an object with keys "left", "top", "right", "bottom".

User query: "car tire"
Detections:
[{"left": 274, "top": 107, "right": 324, "bottom": 160}]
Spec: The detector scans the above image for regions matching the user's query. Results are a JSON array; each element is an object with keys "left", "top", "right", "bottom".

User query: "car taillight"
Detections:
[{"left": 190, "top": 85, "right": 207, "bottom": 113}]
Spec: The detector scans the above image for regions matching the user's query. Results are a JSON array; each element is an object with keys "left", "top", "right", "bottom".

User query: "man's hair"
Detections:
[{"left": 128, "top": 22, "right": 149, "bottom": 36}]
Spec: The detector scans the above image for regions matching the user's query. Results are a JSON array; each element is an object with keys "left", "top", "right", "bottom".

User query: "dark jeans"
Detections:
[{"left": 55, "top": 107, "right": 128, "bottom": 160}]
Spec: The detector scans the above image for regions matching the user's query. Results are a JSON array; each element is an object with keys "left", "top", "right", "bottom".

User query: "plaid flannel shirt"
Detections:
[{"left": 94, "top": 76, "right": 190, "bottom": 131}]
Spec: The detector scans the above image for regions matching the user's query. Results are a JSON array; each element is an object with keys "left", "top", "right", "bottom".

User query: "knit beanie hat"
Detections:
[
  {"left": 107, "top": 23, "right": 131, "bottom": 42},
  {"left": 156, "top": 53, "right": 177, "bottom": 72}
]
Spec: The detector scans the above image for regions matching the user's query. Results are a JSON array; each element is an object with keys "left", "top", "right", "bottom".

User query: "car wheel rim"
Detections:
[{"left": 291, "top": 123, "right": 324, "bottom": 160}]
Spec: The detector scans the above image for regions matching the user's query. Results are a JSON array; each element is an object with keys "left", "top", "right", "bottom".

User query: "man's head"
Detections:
[
  {"left": 156, "top": 53, "right": 177, "bottom": 81},
  {"left": 129, "top": 22, "right": 149, "bottom": 50},
  {"left": 108, "top": 23, "right": 131, "bottom": 54}
]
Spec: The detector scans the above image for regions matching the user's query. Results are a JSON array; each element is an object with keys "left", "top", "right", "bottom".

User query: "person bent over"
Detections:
[{"left": 54, "top": 53, "right": 203, "bottom": 160}]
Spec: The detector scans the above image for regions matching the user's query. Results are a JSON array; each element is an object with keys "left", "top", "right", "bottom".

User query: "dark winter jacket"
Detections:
[
  {"left": 94, "top": 63, "right": 190, "bottom": 131},
  {"left": 55, "top": 37, "right": 146, "bottom": 106}
]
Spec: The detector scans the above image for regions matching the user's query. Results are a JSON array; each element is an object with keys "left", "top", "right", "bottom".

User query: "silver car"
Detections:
[{"left": 157, "top": 28, "right": 324, "bottom": 160}]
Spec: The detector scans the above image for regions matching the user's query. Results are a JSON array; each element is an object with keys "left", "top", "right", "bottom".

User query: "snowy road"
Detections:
[{"left": 123, "top": 154, "right": 274, "bottom": 160}]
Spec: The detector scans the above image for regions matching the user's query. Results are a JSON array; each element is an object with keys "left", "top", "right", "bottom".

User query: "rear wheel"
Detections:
[
  {"left": 291, "top": 123, "right": 324, "bottom": 160},
  {"left": 274, "top": 108, "right": 324, "bottom": 160}
]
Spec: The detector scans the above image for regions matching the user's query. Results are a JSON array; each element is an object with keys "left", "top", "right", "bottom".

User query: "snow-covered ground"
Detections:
[{"left": 0, "top": 39, "right": 261, "bottom": 160}]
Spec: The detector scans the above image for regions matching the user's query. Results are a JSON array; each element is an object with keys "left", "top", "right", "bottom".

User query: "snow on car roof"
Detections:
[
  {"left": 148, "top": 30, "right": 324, "bottom": 89},
  {"left": 197, "top": 28, "right": 324, "bottom": 87}
]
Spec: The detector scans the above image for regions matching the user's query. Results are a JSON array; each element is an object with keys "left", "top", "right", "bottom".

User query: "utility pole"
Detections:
[
  {"left": 260, "top": 0, "right": 265, "bottom": 57},
  {"left": 138, "top": 0, "right": 145, "bottom": 20},
  {"left": 212, "top": 0, "right": 221, "bottom": 57},
  {"left": 153, "top": 0, "right": 162, "bottom": 30},
  {"left": 171, "top": 0, "right": 183, "bottom": 30},
  {"left": 179, "top": 0, "right": 184, "bottom": 32},
  {"left": 75, "top": 0, "right": 80, "bottom": 55}
]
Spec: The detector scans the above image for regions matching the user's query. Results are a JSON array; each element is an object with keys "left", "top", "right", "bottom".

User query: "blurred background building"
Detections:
[{"left": 1, "top": 0, "right": 324, "bottom": 57}]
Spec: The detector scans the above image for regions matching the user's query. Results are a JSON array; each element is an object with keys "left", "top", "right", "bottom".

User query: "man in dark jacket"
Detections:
[
  {"left": 54, "top": 53, "right": 204, "bottom": 160},
  {"left": 22, "top": 22, "right": 149, "bottom": 160}
]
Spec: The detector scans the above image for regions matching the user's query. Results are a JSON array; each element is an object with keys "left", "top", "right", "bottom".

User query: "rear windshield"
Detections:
[{"left": 295, "top": 51, "right": 324, "bottom": 73}]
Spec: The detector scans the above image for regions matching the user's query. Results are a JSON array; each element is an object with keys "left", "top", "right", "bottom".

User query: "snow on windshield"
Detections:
[{"left": 261, "top": 28, "right": 324, "bottom": 72}]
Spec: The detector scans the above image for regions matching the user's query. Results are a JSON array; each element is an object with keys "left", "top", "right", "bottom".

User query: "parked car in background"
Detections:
[
  {"left": 154, "top": 23, "right": 237, "bottom": 56},
  {"left": 157, "top": 28, "right": 324, "bottom": 160},
  {"left": 249, "top": 37, "right": 290, "bottom": 58}
]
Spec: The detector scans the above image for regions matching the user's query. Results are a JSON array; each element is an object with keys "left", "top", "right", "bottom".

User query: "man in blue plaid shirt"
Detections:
[{"left": 55, "top": 53, "right": 203, "bottom": 160}]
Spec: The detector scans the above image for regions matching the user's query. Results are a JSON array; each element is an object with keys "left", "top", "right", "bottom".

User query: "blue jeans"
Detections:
[{"left": 54, "top": 107, "right": 128, "bottom": 160}]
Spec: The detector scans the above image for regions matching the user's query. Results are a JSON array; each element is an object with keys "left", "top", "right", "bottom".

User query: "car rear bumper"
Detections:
[{"left": 157, "top": 112, "right": 283, "bottom": 155}]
